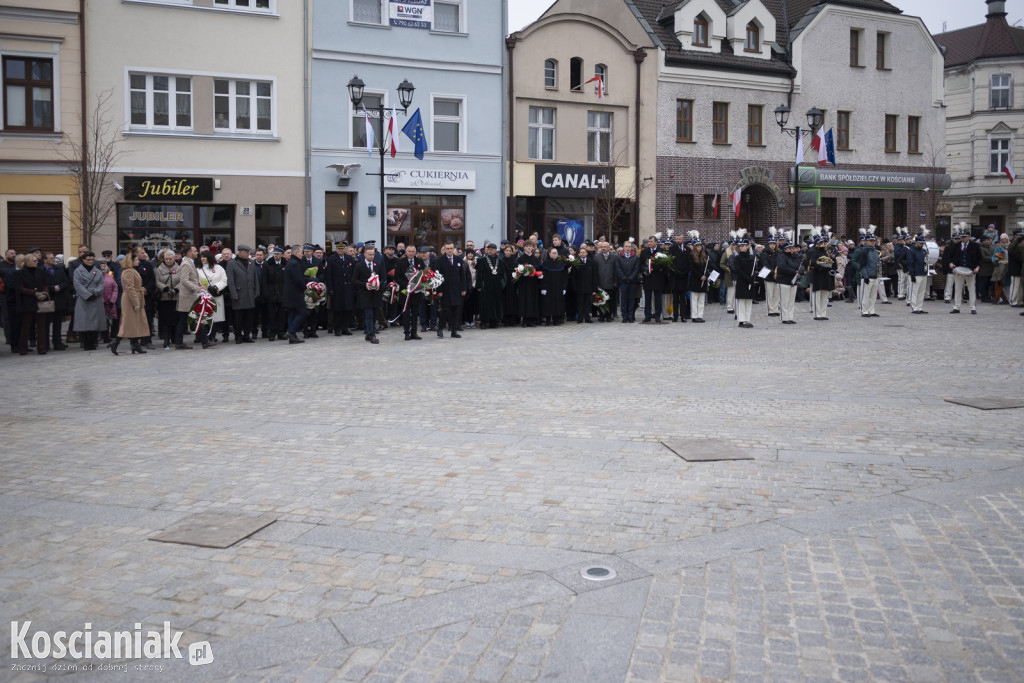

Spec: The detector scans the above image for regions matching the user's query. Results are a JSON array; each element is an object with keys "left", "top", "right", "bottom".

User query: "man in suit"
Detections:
[
  {"left": 593, "top": 241, "right": 618, "bottom": 322},
  {"left": 668, "top": 233, "right": 690, "bottom": 322},
  {"left": 225, "top": 244, "right": 261, "bottom": 343},
  {"left": 283, "top": 244, "right": 314, "bottom": 343},
  {"left": 431, "top": 241, "right": 465, "bottom": 338},
  {"left": 947, "top": 229, "right": 983, "bottom": 315},
  {"left": 615, "top": 241, "right": 640, "bottom": 322},
  {"left": 639, "top": 236, "right": 668, "bottom": 323},
  {"left": 393, "top": 244, "right": 426, "bottom": 340},
  {"left": 174, "top": 244, "right": 204, "bottom": 349},
  {"left": 353, "top": 244, "right": 384, "bottom": 344},
  {"left": 570, "top": 245, "right": 596, "bottom": 323}
]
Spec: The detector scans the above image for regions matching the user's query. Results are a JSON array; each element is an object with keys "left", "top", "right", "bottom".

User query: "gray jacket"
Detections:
[
  {"left": 594, "top": 251, "right": 619, "bottom": 290},
  {"left": 225, "top": 256, "right": 261, "bottom": 310},
  {"left": 71, "top": 264, "right": 107, "bottom": 332}
]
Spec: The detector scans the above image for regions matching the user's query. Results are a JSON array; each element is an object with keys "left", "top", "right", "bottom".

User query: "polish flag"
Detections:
[
  {"left": 584, "top": 75, "right": 604, "bottom": 98},
  {"left": 1005, "top": 162, "right": 1016, "bottom": 184},
  {"left": 388, "top": 107, "right": 399, "bottom": 158},
  {"left": 712, "top": 194, "right": 719, "bottom": 218},
  {"left": 730, "top": 187, "right": 742, "bottom": 217},
  {"left": 795, "top": 127, "right": 804, "bottom": 165}
]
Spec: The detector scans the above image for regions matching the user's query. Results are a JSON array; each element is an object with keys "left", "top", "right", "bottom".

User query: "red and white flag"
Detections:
[
  {"left": 712, "top": 194, "right": 719, "bottom": 218},
  {"left": 584, "top": 75, "right": 604, "bottom": 99},
  {"left": 730, "top": 187, "right": 742, "bottom": 217},
  {"left": 1005, "top": 162, "right": 1016, "bottom": 184},
  {"left": 388, "top": 107, "right": 399, "bottom": 158}
]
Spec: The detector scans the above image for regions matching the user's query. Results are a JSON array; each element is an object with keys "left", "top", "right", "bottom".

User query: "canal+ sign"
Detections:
[{"left": 535, "top": 165, "right": 615, "bottom": 198}]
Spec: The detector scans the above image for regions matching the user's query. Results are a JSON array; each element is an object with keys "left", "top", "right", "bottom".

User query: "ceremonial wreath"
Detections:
[{"left": 186, "top": 292, "right": 217, "bottom": 334}]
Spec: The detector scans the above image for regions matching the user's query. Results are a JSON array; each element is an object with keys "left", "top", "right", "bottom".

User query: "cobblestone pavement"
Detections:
[{"left": 2, "top": 299, "right": 1023, "bottom": 681}]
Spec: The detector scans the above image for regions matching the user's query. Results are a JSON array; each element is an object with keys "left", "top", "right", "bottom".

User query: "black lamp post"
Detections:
[
  {"left": 774, "top": 104, "right": 823, "bottom": 244},
  {"left": 347, "top": 75, "right": 415, "bottom": 248}
]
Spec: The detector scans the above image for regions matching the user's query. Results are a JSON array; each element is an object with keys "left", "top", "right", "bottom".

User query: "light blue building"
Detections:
[{"left": 311, "top": 0, "right": 507, "bottom": 252}]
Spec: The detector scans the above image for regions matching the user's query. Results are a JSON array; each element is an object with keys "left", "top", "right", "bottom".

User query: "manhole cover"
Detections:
[
  {"left": 580, "top": 565, "right": 617, "bottom": 581},
  {"left": 150, "top": 513, "right": 276, "bottom": 549},
  {"left": 661, "top": 439, "right": 754, "bottom": 462}
]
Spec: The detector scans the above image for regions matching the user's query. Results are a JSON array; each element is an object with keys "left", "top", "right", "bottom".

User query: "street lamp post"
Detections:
[
  {"left": 774, "top": 105, "right": 823, "bottom": 244},
  {"left": 347, "top": 75, "right": 415, "bottom": 248}
]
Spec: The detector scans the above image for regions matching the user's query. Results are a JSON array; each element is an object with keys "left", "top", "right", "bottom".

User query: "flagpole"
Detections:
[{"left": 774, "top": 105, "right": 822, "bottom": 246}]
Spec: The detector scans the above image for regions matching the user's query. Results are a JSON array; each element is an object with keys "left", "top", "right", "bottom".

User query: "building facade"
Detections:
[
  {"left": 0, "top": 1, "right": 83, "bottom": 257},
  {"left": 935, "top": 0, "right": 1024, "bottom": 236},
  {"left": 635, "top": 0, "right": 947, "bottom": 242},
  {"left": 86, "top": 0, "right": 308, "bottom": 255},
  {"left": 310, "top": 0, "right": 506, "bottom": 252},
  {"left": 507, "top": 0, "right": 659, "bottom": 246}
]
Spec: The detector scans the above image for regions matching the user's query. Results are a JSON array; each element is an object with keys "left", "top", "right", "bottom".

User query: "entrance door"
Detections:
[
  {"left": 736, "top": 194, "right": 751, "bottom": 232},
  {"left": 980, "top": 215, "right": 1003, "bottom": 237},
  {"left": 7, "top": 202, "right": 63, "bottom": 254}
]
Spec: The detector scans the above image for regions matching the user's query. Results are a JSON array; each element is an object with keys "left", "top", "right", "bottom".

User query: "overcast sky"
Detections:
[{"left": 508, "top": 0, "right": 1023, "bottom": 35}]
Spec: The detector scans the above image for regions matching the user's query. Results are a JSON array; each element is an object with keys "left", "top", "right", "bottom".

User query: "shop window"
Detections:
[
  {"left": 117, "top": 204, "right": 234, "bottom": 255},
  {"left": 6, "top": 202, "right": 62, "bottom": 254},
  {"left": 545, "top": 197, "right": 594, "bottom": 246},
  {"left": 255, "top": 205, "right": 285, "bottom": 249},
  {"left": 129, "top": 73, "right": 191, "bottom": 130},
  {"left": 3, "top": 57, "right": 54, "bottom": 131},
  {"left": 214, "top": 79, "right": 272, "bottom": 134},
  {"left": 386, "top": 194, "right": 465, "bottom": 251},
  {"left": 325, "top": 192, "right": 354, "bottom": 248}
]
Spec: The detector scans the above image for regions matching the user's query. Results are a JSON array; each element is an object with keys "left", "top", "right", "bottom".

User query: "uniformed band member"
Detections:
[
  {"left": 803, "top": 227, "right": 835, "bottom": 320},
  {"left": 683, "top": 231, "right": 710, "bottom": 323},
  {"left": 907, "top": 230, "right": 929, "bottom": 314},
  {"left": 947, "top": 224, "right": 982, "bottom": 315},
  {"left": 853, "top": 226, "right": 881, "bottom": 318},
  {"left": 729, "top": 230, "right": 759, "bottom": 328},
  {"left": 762, "top": 228, "right": 781, "bottom": 317},
  {"left": 774, "top": 230, "right": 802, "bottom": 324}
]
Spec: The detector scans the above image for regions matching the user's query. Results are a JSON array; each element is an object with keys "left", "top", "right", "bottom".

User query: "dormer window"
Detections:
[
  {"left": 745, "top": 22, "right": 759, "bottom": 51},
  {"left": 693, "top": 15, "right": 709, "bottom": 47}
]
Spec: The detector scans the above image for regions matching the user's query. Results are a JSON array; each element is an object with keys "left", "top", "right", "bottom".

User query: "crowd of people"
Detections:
[{"left": 1, "top": 223, "right": 1022, "bottom": 356}]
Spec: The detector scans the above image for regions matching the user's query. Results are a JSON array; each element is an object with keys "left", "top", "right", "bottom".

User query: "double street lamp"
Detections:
[
  {"left": 347, "top": 75, "right": 416, "bottom": 248},
  {"left": 774, "top": 104, "right": 823, "bottom": 244}
]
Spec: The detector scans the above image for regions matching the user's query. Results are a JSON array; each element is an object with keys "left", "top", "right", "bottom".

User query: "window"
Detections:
[
  {"left": 703, "top": 194, "right": 717, "bottom": 218},
  {"left": 325, "top": 193, "right": 354, "bottom": 247},
  {"left": 822, "top": 197, "right": 837, "bottom": 228},
  {"left": 528, "top": 106, "right": 555, "bottom": 160},
  {"left": 255, "top": 205, "right": 285, "bottom": 249},
  {"left": 544, "top": 59, "right": 558, "bottom": 89},
  {"left": 893, "top": 199, "right": 907, "bottom": 228},
  {"left": 713, "top": 102, "right": 729, "bottom": 144},
  {"left": 870, "top": 198, "right": 884, "bottom": 228},
  {"left": 118, "top": 204, "right": 234, "bottom": 255},
  {"left": 676, "top": 99, "right": 693, "bottom": 142},
  {"left": 991, "top": 138, "right": 1011, "bottom": 174},
  {"left": 352, "top": 92, "right": 382, "bottom": 148},
  {"left": 991, "top": 74, "right": 1011, "bottom": 109},
  {"left": 884, "top": 114, "right": 897, "bottom": 152},
  {"left": 3, "top": 57, "right": 54, "bottom": 131},
  {"left": 386, "top": 194, "right": 466, "bottom": 252},
  {"left": 694, "top": 15, "right": 709, "bottom": 47},
  {"left": 837, "top": 111, "right": 851, "bottom": 149},
  {"left": 846, "top": 198, "right": 861, "bottom": 233},
  {"left": 748, "top": 105, "right": 763, "bottom": 145},
  {"left": 907, "top": 116, "right": 920, "bottom": 153},
  {"left": 587, "top": 111, "right": 612, "bottom": 163},
  {"left": 850, "top": 29, "right": 861, "bottom": 66},
  {"left": 434, "top": 1, "right": 461, "bottom": 33},
  {"left": 130, "top": 73, "right": 192, "bottom": 130},
  {"left": 352, "top": 0, "right": 383, "bottom": 23},
  {"left": 676, "top": 195, "right": 694, "bottom": 220},
  {"left": 570, "top": 57, "right": 583, "bottom": 91},
  {"left": 745, "top": 22, "right": 759, "bottom": 51},
  {"left": 214, "top": 0, "right": 271, "bottom": 9},
  {"left": 214, "top": 79, "right": 271, "bottom": 133},
  {"left": 594, "top": 64, "right": 607, "bottom": 96},
  {"left": 432, "top": 97, "right": 463, "bottom": 152},
  {"left": 876, "top": 32, "right": 887, "bottom": 69}
]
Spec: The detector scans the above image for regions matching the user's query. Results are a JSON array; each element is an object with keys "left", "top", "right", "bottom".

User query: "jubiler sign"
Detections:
[
  {"left": 789, "top": 167, "right": 952, "bottom": 191},
  {"left": 124, "top": 177, "right": 213, "bottom": 202},
  {"left": 535, "top": 165, "right": 615, "bottom": 198}
]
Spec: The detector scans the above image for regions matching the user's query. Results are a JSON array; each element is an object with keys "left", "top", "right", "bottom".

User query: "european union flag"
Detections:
[
  {"left": 824, "top": 128, "right": 837, "bottom": 167},
  {"left": 401, "top": 108, "right": 428, "bottom": 160}
]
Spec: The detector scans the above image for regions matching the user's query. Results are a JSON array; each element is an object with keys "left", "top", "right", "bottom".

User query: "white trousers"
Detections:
[
  {"left": 860, "top": 278, "right": 879, "bottom": 315},
  {"left": 952, "top": 273, "right": 977, "bottom": 311},
  {"left": 877, "top": 278, "right": 889, "bottom": 302},
  {"left": 897, "top": 270, "right": 908, "bottom": 298},
  {"left": 726, "top": 284, "right": 736, "bottom": 311},
  {"left": 735, "top": 299, "right": 753, "bottom": 323},
  {"left": 689, "top": 291, "right": 705, "bottom": 319},
  {"left": 944, "top": 273, "right": 954, "bottom": 301},
  {"left": 812, "top": 289, "right": 830, "bottom": 318},
  {"left": 765, "top": 282, "right": 780, "bottom": 314},
  {"left": 910, "top": 275, "right": 926, "bottom": 312},
  {"left": 1010, "top": 276, "right": 1023, "bottom": 306},
  {"left": 779, "top": 284, "right": 797, "bottom": 321}
]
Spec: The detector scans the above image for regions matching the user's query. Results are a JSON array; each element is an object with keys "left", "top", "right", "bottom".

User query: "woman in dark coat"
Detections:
[
  {"left": 16, "top": 252, "right": 50, "bottom": 355},
  {"left": 683, "top": 240, "right": 711, "bottom": 323},
  {"left": 501, "top": 244, "right": 519, "bottom": 327},
  {"left": 517, "top": 243, "right": 542, "bottom": 327},
  {"left": 729, "top": 240, "right": 759, "bottom": 328},
  {"left": 539, "top": 247, "right": 568, "bottom": 325}
]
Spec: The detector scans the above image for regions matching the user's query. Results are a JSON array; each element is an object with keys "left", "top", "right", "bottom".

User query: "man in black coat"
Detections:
[
  {"left": 615, "top": 241, "right": 641, "bottom": 322},
  {"left": 570, "top": 247, "right": 596, "bottom": 323},
  {"left": 431, "top": 241, "right": 466, "bottom": 338},
  {"left": 639, "top": 237, "right": 668, "bottom": 323},
  {"left": 668, "top": 233, "right": 690, "bottom": 322},
  {"left": 393, "top": 244, "right": 426, "bottom": 340},
  {"left": 262, "top": 246, "right": 288, "bottom": 340},
  {"left": 353, "top": 244, "right": 384, "bottom": 344},
  {"left": 282, "top": 245, "right": 314, "bottom": 343},
  {"left": 323, "top": 244, "right": 356, "bottom": 336}
]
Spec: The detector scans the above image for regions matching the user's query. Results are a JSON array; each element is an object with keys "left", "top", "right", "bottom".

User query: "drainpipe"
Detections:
[
  {"left": 79, "top": 0, "right": 89, "bottom": 246},
  {"left": 303, "top": 0, "right": 312, "bottom": 242},
  {"left": 506, "top": 36, "right": 516, "bottom": 241},
  {"left": 633, "top": 48, "right": 646, "bottom": 240}
]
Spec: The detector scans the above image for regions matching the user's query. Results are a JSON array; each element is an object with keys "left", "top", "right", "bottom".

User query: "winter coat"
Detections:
[
  {"left": 614, "top": 252, "right": 640, "bottom": 284},
  {"left": 684, "top": 250, "right": 713, "bottom": 292},
  {"left": 103, "top": 273, "right": 119, "bottom": 319},
  {"left": 431, "top": 253, "right": 466, "bottom": 306},
  {"left": 323, "top": 253, "right": 356, "bottom": 312},
  {"left": 730, "top": 252, "right": 760, "bottom": 300},
  {"left": 353, "top": 258, "right": 384, "bottom": 310},
  {"left": 262, "top": 257, "right": 287, "bottom": 303},
  {"left": 117, "top": 267, "right": 150, "bottom": 338},
  {"left": 72, "top": 264, "right": 107, "bottom": 331},
  {"left": 45, "top": 263, "right": 72, "bottom": 311},
  {"left": 640, "top": 248, "right": 669, "bottom": 291},
  {"left": 154, "top": 262, "right": 181, "bottom": 303},
  {"left": 283, "top": 256, "right": 312, "bottom": 310},
  {"left": 176, "top": 258, "right": 203, "bottom": 314},
  {"left": 594, "top": 251, "right": 619, "bottom": 290},
  {"left": 16, "top": 265, "right": 48, "bottom": 314},
  {"left": 198, "top": 263, "right": 228, "bottom": 323},
  {"left": 225, "top": 256, "right": 261, "bottom": 310}
]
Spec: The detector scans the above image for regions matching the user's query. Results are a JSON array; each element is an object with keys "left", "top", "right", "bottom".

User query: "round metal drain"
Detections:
[{"left": 580, "top": 565, "right": 617, "bottom": 581}]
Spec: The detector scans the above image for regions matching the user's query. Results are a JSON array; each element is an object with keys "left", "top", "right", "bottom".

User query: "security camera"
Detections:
[{"left": 113, "top": 182, "right": 123, "bottom": 191}]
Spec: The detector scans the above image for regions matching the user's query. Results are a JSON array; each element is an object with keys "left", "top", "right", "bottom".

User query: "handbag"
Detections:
[{"left": 37, "top": 292, "right": 55, "bottom": 314}]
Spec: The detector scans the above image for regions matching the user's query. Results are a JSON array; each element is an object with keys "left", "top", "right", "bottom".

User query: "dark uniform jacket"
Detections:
[{"left": 323, "top": 253, "right": 356, "bottom": 312}]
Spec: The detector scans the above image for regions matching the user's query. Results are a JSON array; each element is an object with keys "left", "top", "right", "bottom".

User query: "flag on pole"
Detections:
[
  {"left": 815, "top": 131, "right": 828, "bottom": 167},
  {"left": 584, "top": 75, "right": 604, "bottom": 98},
  {"left": 388, "top": 107, "right": 399, "bottom": 158},
  {"left": 730, "top": 187, "right": 742, "bottom": 217},
  {"left": 712, "top": 194, "right": 719, "bottom": 218},
  {"left": 362, "top": 105, "right": 374, "bottom": 158},
  {"left": 401, "top": 108, "right": 429, "bottom": 160},
  {"left": 1005, "top": 162, "right": 1016, "bottom": 184},
  {"left": 795, "top": 126, "right": 804, "bottom": 165},
  {"left": 824, "top": 129, "right": 837, "bottom": 167}
]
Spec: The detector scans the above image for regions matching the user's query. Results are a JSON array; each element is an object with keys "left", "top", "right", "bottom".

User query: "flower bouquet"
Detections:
[
  {"left": 386, "top": 281, "right": 399, "bottom": 304},
  {"left": 512, "top": 263, "right": 539, "bottom": 283},
  {"left": 651, "top": 252, "right": 675, "bottom": 273},
  {"left": 305, "top": 281, "right": 327, "bottom": 309},
  {"left": 187, "top": 291, "right": 217, "bottom": 334},
  {"left": 592, "top": 288, "right": 610, "bottom": 315},
  {"left": 567, "top": 255, "right": 584, "bottom": 269}
]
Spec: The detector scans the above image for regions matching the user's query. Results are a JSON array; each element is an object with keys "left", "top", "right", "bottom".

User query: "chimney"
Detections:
[{"left": 987, "top": 0, "right": 1007, "bottom": 19}]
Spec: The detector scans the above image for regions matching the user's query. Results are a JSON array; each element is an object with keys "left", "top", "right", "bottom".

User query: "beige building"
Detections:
[
  {"left": 86, "top": 0, "right": 308, "bottom": 254},
  {"left": 507, "top": 0, "right": 659, "bottom": 245},
  {"left": 935, "top": 0, "right": 1024, "bottom": 235},
  {"left": 0, "top": 1, "right": 83, "bottom": 256}
]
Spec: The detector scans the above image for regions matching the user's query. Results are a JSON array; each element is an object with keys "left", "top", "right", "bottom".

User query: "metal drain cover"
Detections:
[{"left": 580, "top": 565, "right": 617, "bottom": 581}]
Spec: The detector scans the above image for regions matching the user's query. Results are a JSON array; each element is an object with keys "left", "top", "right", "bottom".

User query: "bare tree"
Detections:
[
  {"left": 590, "top": 148, "right": 636, "bottom": 243},
  {"left": 58, "top": 89, "right": 128, "bottom": 248},
  {"left": 920, "top": 135, "right": 951, "bottom": 234}
]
